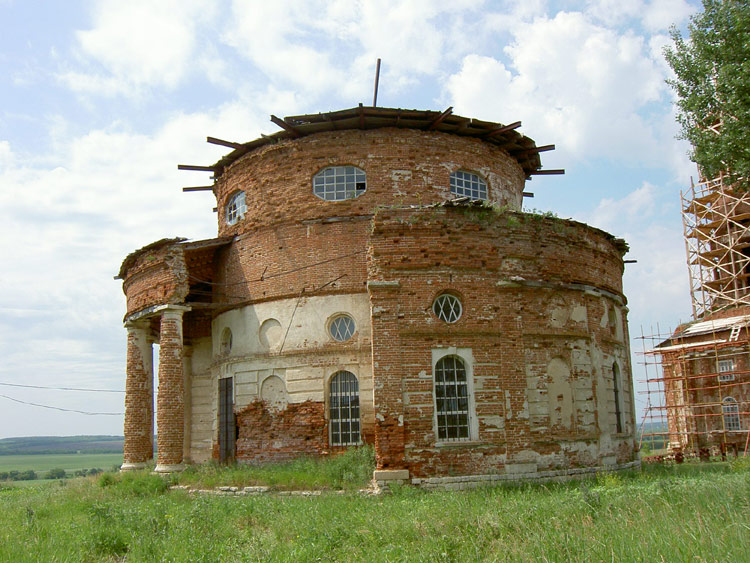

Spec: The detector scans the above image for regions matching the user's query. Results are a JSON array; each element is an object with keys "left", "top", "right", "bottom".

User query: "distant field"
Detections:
[{"left": 0, "top": 453, "right": 122, "bottom": 474}]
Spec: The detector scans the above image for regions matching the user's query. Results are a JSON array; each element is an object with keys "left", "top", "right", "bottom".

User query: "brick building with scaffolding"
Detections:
[
  {"left": 118, "top": 106, "right": 639, "bottom": 486},
  {"left": 641, "top": 175, "right": 750, "bottom": 457}
]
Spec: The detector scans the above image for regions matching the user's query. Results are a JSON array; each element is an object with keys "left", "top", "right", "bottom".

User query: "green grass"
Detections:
[
  {"left": 0, "top": 453, "right": 122, "bottom": 473},
  {"left": 0, "top": 461, "right": 748, "bottom": 561},
  {"left": 175, "top": 446, "right": 375, "bottom": 491}
]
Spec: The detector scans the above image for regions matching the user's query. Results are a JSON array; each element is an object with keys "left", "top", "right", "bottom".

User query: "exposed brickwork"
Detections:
[
  {"left": 215, "top": 128, "right": 526, "bottom": 238},
  {"left": 368, "top": 206, "right": 636, "bottom": 478},
  {"left": 123, "top": 322, "right": 153, "bottom": 465},
  {"left": 235, "top": 400, "right": 328, "bottom": 463},
  {"left": 659, "top": 307, "right": 750, "bottom": 452},
  {"left": 121, "top": 241, "right": 189, "bottom": 318},
  {"left": 156, "top": 309, "right": 186, "bottom": 466}
]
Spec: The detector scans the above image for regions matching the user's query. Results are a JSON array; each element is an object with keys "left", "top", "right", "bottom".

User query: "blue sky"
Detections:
[{"left": 0, "top": 0, "right": 700, "bottom": 438}]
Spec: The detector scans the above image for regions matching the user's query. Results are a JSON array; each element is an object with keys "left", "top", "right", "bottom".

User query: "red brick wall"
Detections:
[
  {"left": 122, "top": 242, "right": 188, "bottom": 317},
  {"left": 235, "top": 400, "right": 328, "bottom": 463},
  {"left": 368, "top": 206, "right": 635, "bottom": 477},
  {"left": 214, "top": 128, "right": 526, "bottom": 237}
]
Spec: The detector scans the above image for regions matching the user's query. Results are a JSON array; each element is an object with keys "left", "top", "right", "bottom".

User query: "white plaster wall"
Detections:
[{"left": 187, "top": 293, "right": 374, "bottom": 461}]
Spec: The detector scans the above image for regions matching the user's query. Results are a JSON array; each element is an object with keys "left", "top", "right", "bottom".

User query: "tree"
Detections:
[
  {"left": 665, "top": 0, "right": 750, "bottom": 190},
  {"left": 45, "top": 468, "right": 67, "bottom": 480}
]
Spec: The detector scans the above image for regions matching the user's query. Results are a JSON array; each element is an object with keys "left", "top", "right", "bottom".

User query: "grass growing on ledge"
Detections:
[
  {"left": 0, "top": 461, "right": 749, "bottom": 561},
  {"left": 174, "top": 446, "right": 376, "bottom": 491}
]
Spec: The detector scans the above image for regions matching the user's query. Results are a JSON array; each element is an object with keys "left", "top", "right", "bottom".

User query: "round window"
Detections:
[
  {"left": 433, "top": 293, "right": 462, "bottom": 323},
  {"left": 329, "top": 314, "right": 356, "bottom": 341}
]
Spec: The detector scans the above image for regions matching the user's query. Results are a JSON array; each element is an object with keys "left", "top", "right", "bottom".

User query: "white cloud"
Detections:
[
  {"left": 588, "top": 181, "right": 658, "bottom": 233},
  {"left": 59, "top": 0, "right": 218, "bottom": 96},
  {"left": 446, "top": 11, "right": 677, "bottom": 169},
  {"left": 0, "top": 103, "right": 269, "bottom": 436},
  {"left": 641, "top": 0, "right": 696, "bottom": 31}
]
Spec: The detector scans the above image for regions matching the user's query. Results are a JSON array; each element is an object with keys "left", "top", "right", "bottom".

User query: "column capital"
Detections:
[
  {"left": 159, "top": 304, "right": 191, "bottom": 320},
  {"left": 125, "top": 319, "right": 150, "bottom": 331}
]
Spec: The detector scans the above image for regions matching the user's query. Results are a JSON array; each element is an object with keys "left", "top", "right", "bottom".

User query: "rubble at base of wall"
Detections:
[{"left": 408, "top": 460, "right": 642, "bottom": 491}]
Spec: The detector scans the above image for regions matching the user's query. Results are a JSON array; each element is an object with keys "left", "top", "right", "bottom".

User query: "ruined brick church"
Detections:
[{"left": 118, "top": 106, "right": 639, "bottom": 486}]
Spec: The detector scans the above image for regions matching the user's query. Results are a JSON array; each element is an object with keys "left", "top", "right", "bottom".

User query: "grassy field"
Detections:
[
  {"left": 0, "top": 457, "right": 749, "bottom": 561},
  {"left": 0, "top": 453, "right": 122, "bottom": 473}
]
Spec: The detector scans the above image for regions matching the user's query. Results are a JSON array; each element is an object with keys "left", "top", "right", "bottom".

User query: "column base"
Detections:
[
  {"left": 120, "top": 462, "right": 148, "bottom": 472},
  {"left": 154, "top": 463, "right": 186, "bottom": 473}
]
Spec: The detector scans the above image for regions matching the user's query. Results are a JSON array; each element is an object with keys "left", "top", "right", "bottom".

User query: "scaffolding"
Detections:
[
  {"left": 682, "top": 174, "right": 750, "bottom": 319},
  {"left": 638, "top": 325, "right": 750, "bottom": 459}
]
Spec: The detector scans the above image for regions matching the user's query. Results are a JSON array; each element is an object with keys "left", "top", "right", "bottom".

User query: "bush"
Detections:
[
  {"left": 45, "top": 468, "right": 67, "bottom": 480},
  {"left": 17, "top": 470, "right": 36, "bottom": 481}
]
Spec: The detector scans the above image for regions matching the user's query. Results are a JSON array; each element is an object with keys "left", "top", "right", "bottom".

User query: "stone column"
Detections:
[
  {"left": 155, "top": 306, "right": 190, "bottom": 472},
  {"left": 182, "top": 345, "right": 193, "bottom": 464},
  {"left": 122, "top": 320, "right": 154, "bottom": 471}
]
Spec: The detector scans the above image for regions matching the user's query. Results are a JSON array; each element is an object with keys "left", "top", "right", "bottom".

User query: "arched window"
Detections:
[
  {"left": 450, "top": 170, "right": 487, "bottom": 201},
  {"left": 434, "top": 356, "right": 470, "bottom": 441},
  {"left": 723, "top": 397, "right": 741, "bottom": 431},
  {"left": 225, "top": 191, "right": 246, "bottom": 225},
  {"left": 329, "top": 371, "right": 360, "bottom": 446},
  {"left": 613, "top": 362, "right": 623, "bottom": 433},
  {"left": 313, "top": 166, "right": 366, "bottom": 201}
]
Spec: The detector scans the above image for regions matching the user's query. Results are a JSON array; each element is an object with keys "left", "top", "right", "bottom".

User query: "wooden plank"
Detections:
[
  {"left": 178, "top": 164, "right": 215, "bottom": 171},
  {"left": 523, "top": 192, "right": 534, "bottom": 198},
  {"left": 270, "top": 115, "right": 301, "bottom": 137},
  {"left": 207, "top": 136, "right": 243, "bottom": 149},
  {"left": 529, "top": 169, "right": 565, "bottom": 175},
  {"left": 426, "top": 107, "right": 453, "bottom": 130},
  {"left": 485, "top": 121, "right": 521, "bottom": 138},
  {"left": 511, "top": 144, "right": 555, "bottom": 156},
  {"left": 182, "top": 186, "right": 214, "bottom": 192}
]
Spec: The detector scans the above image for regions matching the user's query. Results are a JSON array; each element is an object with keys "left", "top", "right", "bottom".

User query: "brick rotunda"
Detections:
[{"left": 117, "top": 106, "right": 639, "bottom": 486}]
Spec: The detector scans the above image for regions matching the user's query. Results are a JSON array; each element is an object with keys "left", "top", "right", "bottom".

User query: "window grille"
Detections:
[
  {"left": 313, "top": 166, "right": 366, "bottom": 201},
  {"left": 433, "top": 293, "right": 462, "bottom": 323},
  {"left": 434, "top": 356, "right": 470, "bottom": 441},
  {"left": 723, "top": 397, "right": 741, "bottom": 431},
  {"left": 329, "top": 315, "right": 355, "bottom": 341},
  {"left": 329, "top": 371, "right": 360, "bottom": 446},
  {"left": 718, "top": 359, "right": 735, "bottom": 382},
  {"left": 226, "top": 191, "right": 246, "bottom": 225},
  {"left": 450, "top": 170, "right": 487, "bottom": 201}
]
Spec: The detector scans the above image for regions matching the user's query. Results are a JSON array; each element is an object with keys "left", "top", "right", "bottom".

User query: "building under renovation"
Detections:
[
  {"left": 118, "top": 106, "right": 639, "bottom": 485},
  {"left": 643, "top": 174, "right": 750, "bottom": 457}
]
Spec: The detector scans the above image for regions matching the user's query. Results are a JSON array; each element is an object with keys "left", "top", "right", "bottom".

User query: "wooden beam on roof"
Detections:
[
  {"left": 511, "top": 144, "right": 555, "bottom": 157},
  {"left": 454, "top": 117, "right": 473, "bottom": 134},
  {"left": 485, "top": 121, "right": 522, "bottom": 138},
  {"left": 528, "top": 169, "right": 565, "bottom": 175},
  {"left": 427, "top": 107, "right": 453, "bottom": 130},
  {"left": 523, "top": 192, "right": 534, "bottom": 198},
  {"left": 358, "top": 103, "right": 365, "bottom": 129},
  {"left": 270, "top": 115, "right": 302, "bottom": 137},
  {"left": 207, "top": 136, "right": 243, "bottom": 149},
  {"left": 182, "top": 186, "right": 214, "bottom": 192},
  {"left": 178, "top": 164, "right": 216, "bottom": 171}
]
